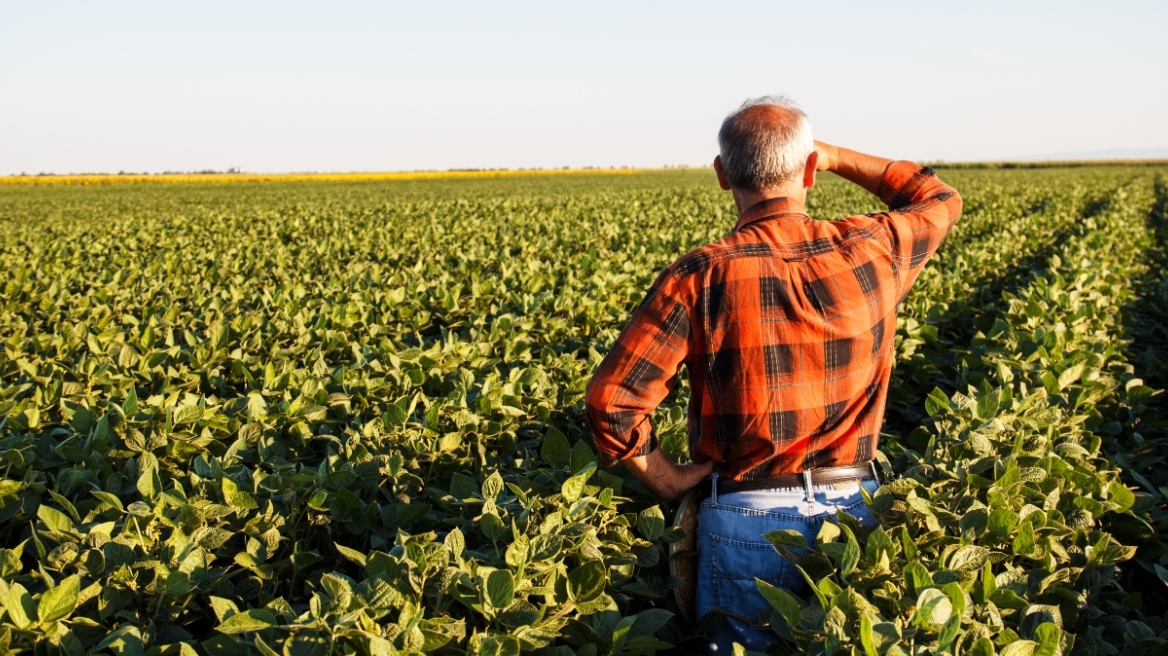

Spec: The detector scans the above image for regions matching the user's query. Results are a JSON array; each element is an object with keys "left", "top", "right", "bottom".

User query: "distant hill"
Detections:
[
  {"left": 1015, "top": 147, "right": 1168, "bottom": 161},
  {"left": 927, "top": 147, "right": 1168, "bottom": 169}
]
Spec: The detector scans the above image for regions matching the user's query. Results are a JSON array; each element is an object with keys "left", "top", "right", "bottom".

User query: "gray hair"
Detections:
[{"left": 718, "top": 96, "right": 815, "bottom": 192}]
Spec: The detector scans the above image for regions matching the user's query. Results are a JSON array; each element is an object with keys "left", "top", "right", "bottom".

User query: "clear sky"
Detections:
[{"left": 2, "top": 1, "right": 1165, "bottom": 174}]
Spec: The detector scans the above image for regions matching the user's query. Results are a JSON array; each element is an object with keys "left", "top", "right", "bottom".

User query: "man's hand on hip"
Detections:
[{"left": 621, "top": 448, "right": 715, "bottom": 500}]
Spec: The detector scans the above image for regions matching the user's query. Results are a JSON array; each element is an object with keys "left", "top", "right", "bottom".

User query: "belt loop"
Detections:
[
  {"left": 870, "top": 460, "right": 881, "bottom": 487},
  {"left": 802, "top": 468, "right": 814, "bottom": 513},
  {"left": 710, "top": 472, "right": 719, "bottom": 506}
]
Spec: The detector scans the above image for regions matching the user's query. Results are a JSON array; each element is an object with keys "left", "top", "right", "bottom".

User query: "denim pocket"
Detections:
[{"left": 709, "top": 534, "right": 791, "bottom": 626}]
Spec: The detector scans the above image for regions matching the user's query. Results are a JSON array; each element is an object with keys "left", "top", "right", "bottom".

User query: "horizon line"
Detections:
[{"left": 5, "top": 158, "right": 1168, "bottom": 184}]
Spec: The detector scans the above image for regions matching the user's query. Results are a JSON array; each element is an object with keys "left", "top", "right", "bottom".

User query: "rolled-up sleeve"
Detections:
[
  {"left": 585, "top": 268, "right": 692, "bottom": 466},
  {"left": 866, "top": 162, "right": 963, "bottom": 298}
]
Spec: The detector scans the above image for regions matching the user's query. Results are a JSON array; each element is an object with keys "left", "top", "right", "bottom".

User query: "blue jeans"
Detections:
[{"left": 695, "top": 476, "right": 880, "bottom": 654}]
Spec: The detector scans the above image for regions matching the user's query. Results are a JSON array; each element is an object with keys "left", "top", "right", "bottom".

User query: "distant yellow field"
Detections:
[{"left": 0, "top": 168, "right": 643, "bottom": 186}]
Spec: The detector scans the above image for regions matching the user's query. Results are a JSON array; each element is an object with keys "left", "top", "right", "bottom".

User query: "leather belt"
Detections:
[{"left": 697, "top": 462, "right": 877, "bottom": 498}]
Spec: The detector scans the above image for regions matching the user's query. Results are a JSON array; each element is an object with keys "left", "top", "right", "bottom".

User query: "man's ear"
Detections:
[
  {"left": 803, "top": 151, "right": 818, "bottom": 189},
  {"left": 714, "top": 156, "right": 732, "bottom": 191}
]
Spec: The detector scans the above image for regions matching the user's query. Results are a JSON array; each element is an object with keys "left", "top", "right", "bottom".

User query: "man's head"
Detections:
[{"left": 715, "top": 96, "right": 817, "bottom": 200}]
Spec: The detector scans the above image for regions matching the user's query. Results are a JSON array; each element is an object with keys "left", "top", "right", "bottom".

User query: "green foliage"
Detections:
[{"left": 1, "top": 168, "right": 1168, "bottom": 654}]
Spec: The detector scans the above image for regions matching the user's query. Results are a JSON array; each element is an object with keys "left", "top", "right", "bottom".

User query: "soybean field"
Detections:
[{"left": 2, "top": 166, "right": 1168, "bottom": 656}]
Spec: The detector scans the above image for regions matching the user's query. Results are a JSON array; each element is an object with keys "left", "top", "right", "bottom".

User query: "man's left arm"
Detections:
[{"left": 584, "top": 269, "right": 712, "bottom": 499}]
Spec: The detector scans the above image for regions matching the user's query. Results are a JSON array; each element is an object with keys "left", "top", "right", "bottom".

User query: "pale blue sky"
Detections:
[{"left": 2, "top": 1, "right": 1165, "bottom": 174}]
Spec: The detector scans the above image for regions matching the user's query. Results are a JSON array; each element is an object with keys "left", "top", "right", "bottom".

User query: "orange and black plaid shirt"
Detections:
[{"left": 585, "top": 162, "right": 962, "bottom": 481}]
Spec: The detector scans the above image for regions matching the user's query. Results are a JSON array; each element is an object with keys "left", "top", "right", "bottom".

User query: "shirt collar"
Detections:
[{"left": 734, "top": 196, "right": 810, "bottom": 232}]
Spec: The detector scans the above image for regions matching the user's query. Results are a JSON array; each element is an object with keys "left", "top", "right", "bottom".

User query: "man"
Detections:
[{"left": 584, "top": 96, "right": 962, "bottom": 652}]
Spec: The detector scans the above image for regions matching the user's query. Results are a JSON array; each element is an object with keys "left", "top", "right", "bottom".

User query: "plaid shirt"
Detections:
[{"left": 585, "top": 161, "right": 962, "bottom": 481}]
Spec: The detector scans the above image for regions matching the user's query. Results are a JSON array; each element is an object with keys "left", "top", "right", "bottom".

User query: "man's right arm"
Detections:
[
  {"left": 816, "top": 141, "right": 963, "bottom": 297},
  {"left": 814, "top": 142, "right": 894, "bottom": 196}
]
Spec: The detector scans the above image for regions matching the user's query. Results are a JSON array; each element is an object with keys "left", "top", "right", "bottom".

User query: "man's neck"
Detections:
[{"left": 732, "top": 185, "right": 807, "bottom": 216}]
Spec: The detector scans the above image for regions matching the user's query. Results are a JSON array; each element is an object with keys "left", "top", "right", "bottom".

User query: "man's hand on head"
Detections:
[
  {"left": 621, "top": 448, "right": 715, "bottom": 500},
  {"left": 814, "top": 141, "right": 836, "bottom": 172},
  {"left": 811, "top": 141, "right": 893, "bottom": 196}
]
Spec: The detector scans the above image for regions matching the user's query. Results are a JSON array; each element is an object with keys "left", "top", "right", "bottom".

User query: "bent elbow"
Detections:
[
  {"left": 938, "top": 186, "right": 963, "bottom": 224},
  {"left": 584, "top": 374, "right": 613, "bottom": 428},
  {"left": 584, "top": 375, "right": 604, "bottom": 412}
]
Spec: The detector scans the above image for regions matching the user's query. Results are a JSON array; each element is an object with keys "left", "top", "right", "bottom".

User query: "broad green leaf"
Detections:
[
  {"left": 438, "top": 432, "right": 462, "bottom": 452},
  {"left": 137, "top": 467, "right": 162, "bottom": 501},
  {"left": 948, "top": 545, "right": 990, "bottom": 571},
  {"left": 1041, "top": 371, "right": 1059, "bottom": 396},
  {"left": 0, "top": 479, "right": 21, "bottom": 499},
  {"left": 570, "top": 440, "right": 596, "bottom": 475},
  {"left": 1013, "top": 519, "right": 1035, "bottom": 556},
  {"left": 976, "top": 390, "right": 1000, "bottom": 420},
  {"left": 71, "top": 405, "right": 94, "bottom": 433},
  {"left": 94, "top": 625, "right": 144, "bottom": 656},
  {"left": 859, "top": 613, "right": 879, "bottom": 656},
  {"left": 1000, "top": 641, "right": 1037, "bottom": 656},
  {"left": 92, "top": 490, "right": 125, "bottom": 512},
  {"left": 208, "top": 596, "right": 240, "bottom": 622},
  {"left": 1107, "top": 481, "right": 1135, "bottom": 513},
  {"left": 924, "top": 387, "right": 950, "bottom": 416},
  {"left": 561, "top": 470, "right": 590, "bottom": 504},
  {"left": 638, "top": 505, "right": 665, "bottom": 541},
  {"left": 913, "top": 588, "right": 952, "bottom": 627},
  {"left": 541, "top": 427, "right": 570, "bottom": 468},
  {"left": 568, "top": 560, "right": 606, "bottom": 601},
  {"left": 221, "top": 476, "right": 258, "bottom": 510},
  {"left": 383, "top": 403, "right": 407, "bottom": 427},
  {"left": 163, "top": 571, "right": 190, "bottom": 596},
  {"left": 482, "top": 471, "right": 504, "bottom": 501},
  {"left": 763, "top": 529, "right": 809, "bottom": 550},
  {"left": 321, "top": 573, "right": 352, "bottom": 610},
  {"left": 124, "top": 386, "right": 138, "bottom": 417},
  {"left": 943, "top": 581, "right": 967, "bottom": 619},
  {"left": 900, "top": 526, "right": 917, "bottom": 561},
  {"left": 970, "top": 637, "right": 997, "bottom": 656},
  {"left": 7, "top": 582, "right": 36, "bottom": 629},
  {"left": 396, "top": 503, "right": 431, "bottom": 527},
  {"left": 904, "top": 560, "right": 932, "bottom": 595},
  {"left": 306, "top": 489, "right": 328, "bottom": 510},
  {"left": 37, "top": 505, "right": 75, "bottom": 534},
  {"left": 989, "top": 508, "right": 1018, "bottom": 537},
  {"left": 506, "top": 536, "right": 534, "bottom": 567},
  {"left": 839, "top": 524, "right": 861, "bottom": 579},
  {"left": 627, "top": 608, "right": 672, "bottom": 638},
  {"left": 445, "top": 528, "right": 465, "bottom": 560},
  {"left": 173, "top": 404, "right": 203, "bottom": 425},
  {"left": 216, "top": 608, "right": 278, "bottom": 634},
  {"left": 38, "top": 574, "right": 80, "bottom": 624},
  {"left": 450, "top": 472, "right": 479, "bottom": 500},
  {"left": 1057, "top": 362, "right": 1084, "bottom": 390},
  {"left": 480, "top": 512, "right": 507, "bottom": 541},
  {"left": 938, "top": 614, "right": 960, "bottom": 650},
  {"left": 756, "top": 578, "right": 801, "bottom": 625},
  {"left": 485, "top": 569, "right": 515, "bottom": 609},
  {"left": 334, "top": 542, "right": 367, "bottom": 567},
  {"left": 1033, "top": 623, "right": 1061, "bottom": 656}
]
